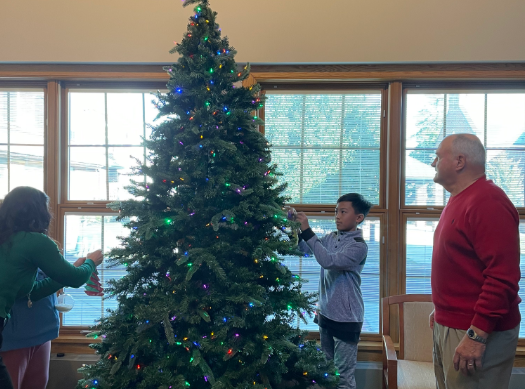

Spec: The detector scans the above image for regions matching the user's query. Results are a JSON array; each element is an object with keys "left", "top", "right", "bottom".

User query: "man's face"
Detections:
[
  {"left": 335, "top": 201, "right": 362, "bottom": 232},
  {"left": 431, "top": 138, "right": 456, "bottom": 186}
]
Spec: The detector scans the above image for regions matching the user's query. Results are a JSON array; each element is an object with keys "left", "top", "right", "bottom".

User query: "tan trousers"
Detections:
[{"left": 433, "top": 322, "right": 519, "bottom": 389}]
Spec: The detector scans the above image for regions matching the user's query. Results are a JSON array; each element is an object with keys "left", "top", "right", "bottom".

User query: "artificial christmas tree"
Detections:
[{"left": 77, "top": 1, "right": 337, "bottom": 388}]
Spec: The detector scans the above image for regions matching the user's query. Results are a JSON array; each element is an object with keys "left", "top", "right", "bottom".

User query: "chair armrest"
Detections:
[
  {"left": 383, "top": 335, "right": 397, "bottom": 362},
  {"left": 383, "top": 335, "right": 397, "bottom": 389}
]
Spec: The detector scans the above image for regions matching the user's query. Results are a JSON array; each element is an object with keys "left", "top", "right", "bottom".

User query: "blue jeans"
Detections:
[{"left": 320, "top": 327, "right": 358, "bottom": 389}]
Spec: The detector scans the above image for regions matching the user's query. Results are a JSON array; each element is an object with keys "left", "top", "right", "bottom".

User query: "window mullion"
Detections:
[
  {"left": 101, "top": 216, "right": 105, "bottom": 319},
  {"left": 105, "top": 93, "right": 109, "bottom": 201},
  {"left": 339, "top": 95, "right": 346, "bottom": 197},
  {"left": 7, "top": 92, "right": 10, "bottom": 192},
  {"left": 299, "top": 95, "right": 306, "bottom": 204},
  {"left": 484, "top": 94, "right": 488, "bottom": 146}
]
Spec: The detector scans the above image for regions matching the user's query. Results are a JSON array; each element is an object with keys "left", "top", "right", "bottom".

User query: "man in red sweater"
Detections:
[{"left": 430, "top": 133, "right": 521, "bottom": 389}]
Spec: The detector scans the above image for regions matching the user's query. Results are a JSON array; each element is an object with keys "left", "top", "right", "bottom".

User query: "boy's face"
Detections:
[{"left": 335, "top": 201, "right": 363, "bottom": 232}]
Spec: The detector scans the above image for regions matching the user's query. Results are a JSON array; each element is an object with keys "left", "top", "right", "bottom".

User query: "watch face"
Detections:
[{"left": 467, "top": 328, "right": 474, "bottom": 338}]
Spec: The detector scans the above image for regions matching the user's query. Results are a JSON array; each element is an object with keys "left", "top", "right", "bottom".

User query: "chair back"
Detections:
[{"left": 382, "top": 294, "right": 434, "bottom": 362}]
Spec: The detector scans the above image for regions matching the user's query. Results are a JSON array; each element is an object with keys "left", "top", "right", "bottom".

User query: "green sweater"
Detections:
[{"left": 0, "top": 232, "right": 95, "bottom": 319}]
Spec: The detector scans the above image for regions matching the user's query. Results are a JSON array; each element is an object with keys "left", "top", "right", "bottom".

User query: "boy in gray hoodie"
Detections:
[{"left": 295, "top": 193, "right": 372, "bottom": 389}]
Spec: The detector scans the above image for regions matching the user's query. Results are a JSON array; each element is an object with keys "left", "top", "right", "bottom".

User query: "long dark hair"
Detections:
[{"left": 0, "top": 186, "right": 52, "bottom": 246}]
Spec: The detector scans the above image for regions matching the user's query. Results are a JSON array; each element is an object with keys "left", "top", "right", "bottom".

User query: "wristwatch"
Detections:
[{"left": 467, "top": 328, "right": 487, "bottom": 344}]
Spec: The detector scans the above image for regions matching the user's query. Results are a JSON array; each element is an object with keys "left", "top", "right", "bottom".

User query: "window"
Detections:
[
  {"left": 68, "top": 91, "right": 159, "bottom": 201},
  {"left": 405, "top": 218, "right": 525, "bottom": 337},
  {"left": 62, "top": 214, "right": 129, "bottom": 326},
  {"left": 281, "top": 216, "right": 381, "bottom": 332},
  {"left": 264, "top": 91, "right": 384, "bottom": 333},
  {"left": 405, "top": 218, "right": 438, "bottom": 294},
  {"left": 265, "top": 93, "right": 382, "bottom": 205},
  {"left": 0, "top": 90, "right": 45, "bottom": 198},
  {"left": 60, "top": 88, "right": 163, "bottom": 327},
  {"left": 405, "top": 92, "right": 525, "bottom": 207},
  {"left": 404, "top": 90, "right": 525, "bottom": 337}
]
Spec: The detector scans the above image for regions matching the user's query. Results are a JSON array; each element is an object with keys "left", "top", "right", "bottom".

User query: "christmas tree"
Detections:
[{"left": 77, "top": 1, "right": 337, "bottom": 388}]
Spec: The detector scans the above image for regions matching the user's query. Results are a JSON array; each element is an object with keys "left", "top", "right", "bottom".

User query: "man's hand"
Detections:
[
  {"left": 73, "top": 257, "right": 87, "bottom": 267},
  {"left": 429, "top": 309, "right": 435, "bottom": 330},
  {"left": 296, "top": 212, "right": 310, "bottom": 232},
  {"left": 453, "top": 326, "right": 487, "bottom": 376}
]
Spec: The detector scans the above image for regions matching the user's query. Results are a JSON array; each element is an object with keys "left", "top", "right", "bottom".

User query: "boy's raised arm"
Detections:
[{"left": 300, "top": 228, "right": 367, "bottom": 271}]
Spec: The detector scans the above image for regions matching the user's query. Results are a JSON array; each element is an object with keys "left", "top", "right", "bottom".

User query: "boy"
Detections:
[{"left": 295, "top": 193, "right": 372, "bottom": 389}]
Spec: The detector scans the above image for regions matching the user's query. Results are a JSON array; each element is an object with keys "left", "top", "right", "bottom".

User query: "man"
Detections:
[{"left": 430, "top": 133, "right": 521, "bottom": 389}]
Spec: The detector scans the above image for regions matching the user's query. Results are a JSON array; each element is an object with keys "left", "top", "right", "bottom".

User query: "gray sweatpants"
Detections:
[{"left": 320, "top": 327, "right": 359, "bottom": 389}]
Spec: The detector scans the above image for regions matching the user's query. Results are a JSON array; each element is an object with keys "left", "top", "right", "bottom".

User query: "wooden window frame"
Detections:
[
  {"left": 259, "top": 85, "right": 389, "bottom": 342},
  {"left": 399, "top": 85, "right": 525, "bottom": 351},
  {"left": 3, "top": 63, "right": 525, "bottom": 360}
]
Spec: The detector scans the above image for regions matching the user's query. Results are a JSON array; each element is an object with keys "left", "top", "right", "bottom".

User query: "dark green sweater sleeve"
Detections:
[
  {"left": 26, "top": 233, "right": 96, "bottom": 300},
  {"left": 30, "top": 278, "right": 66, "bottom": 302}
]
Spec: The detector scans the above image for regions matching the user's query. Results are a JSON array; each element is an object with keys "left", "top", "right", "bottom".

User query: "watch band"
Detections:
[{"left": 467, "top": 328, "right": 487, "bottom": 344}]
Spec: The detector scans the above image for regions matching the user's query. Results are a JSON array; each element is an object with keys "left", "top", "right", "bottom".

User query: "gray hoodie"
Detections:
[{"left": 299, "top": 228, "right": 367, "bottom": 323}]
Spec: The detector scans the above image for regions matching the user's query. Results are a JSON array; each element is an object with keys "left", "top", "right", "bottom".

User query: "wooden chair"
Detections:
[{"left": 382, "top": 294, "right": 435, "bottom": 389}]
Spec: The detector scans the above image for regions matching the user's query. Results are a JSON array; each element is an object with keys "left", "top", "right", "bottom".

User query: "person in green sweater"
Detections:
[{"left": 0, "top": 186, "right": 104, "bottom": 389}]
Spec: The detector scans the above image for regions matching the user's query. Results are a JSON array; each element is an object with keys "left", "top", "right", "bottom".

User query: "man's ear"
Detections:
[
  {"left": 357, "top": 214, "right": 364, "bottom": 224},
  {"left": 456, "top": 154, "right": 466, "bottom": 171}
]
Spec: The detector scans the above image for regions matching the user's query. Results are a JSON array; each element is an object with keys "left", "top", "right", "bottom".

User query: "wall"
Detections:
[
  {"left": 48, "top": 356, "right": 383, "bottom": 389},
  {"left": 1, "top": 0, "right": 525, "bottom": 64}
]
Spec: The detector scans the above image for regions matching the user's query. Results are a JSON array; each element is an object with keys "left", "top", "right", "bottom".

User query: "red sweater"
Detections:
[{"left": 432, "top": 176, "right": 521, "bottom": 333}]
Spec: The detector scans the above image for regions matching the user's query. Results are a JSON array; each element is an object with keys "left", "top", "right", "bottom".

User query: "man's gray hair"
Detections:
[{"left": 451, "top": 134, "right": 486, "bottom": 169}]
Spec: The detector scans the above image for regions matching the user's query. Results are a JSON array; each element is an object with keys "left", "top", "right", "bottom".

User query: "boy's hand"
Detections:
[{"left": 296, "top": 212, "right": 310, "bottom": 231}]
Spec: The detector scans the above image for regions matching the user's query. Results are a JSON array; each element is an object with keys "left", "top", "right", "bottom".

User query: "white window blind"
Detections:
[
  {"left": 405, "top": 92, "right": 525, "bottom": 207},
  {"left": 62, "top": 214, "right": 129, "bottom": 326},
  {"left": 0, "top": 90, "right": 45, "bottom": 198},
  {"left": 406, "top": 218, "right": 525, "bottom": 338},
  {"left": 265, "top": 93, "right": 382, "bottom": 205},
  {"left": 405, "top": 218, "right": 439, "bottom": 295},
  {"left": 68, "top": 91, "right": 163, "bottom": 201}
]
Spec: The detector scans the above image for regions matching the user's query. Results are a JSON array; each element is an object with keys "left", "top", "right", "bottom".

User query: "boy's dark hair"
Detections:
[{"left": 337, "top": 193, "right": 373, "bottom": 223}]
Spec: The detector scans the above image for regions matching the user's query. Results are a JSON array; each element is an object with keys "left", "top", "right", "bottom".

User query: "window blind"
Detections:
[
  {"left": 0, "top": 90, "right": 45, "bottom": 198},
  {"left": 282, "top": 216, "right": 381, "bottom": 333},
  {"left": 68, "top": 91, "right": 163, "bottom": 201},
  {"left": 265, "top": 93, "right": 382, "bottom": 205},
  {"left": 405, "top": 92, "right": 525, "bottom": 207},
  {"left": 62, "top": 214, "right": 129, "bottom": 327}
]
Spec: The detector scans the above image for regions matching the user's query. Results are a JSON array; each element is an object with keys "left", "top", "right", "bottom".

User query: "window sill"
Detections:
[
  {"left": 50, "top": 333, "right": 525, "bottom": 366},
  {"left": 51, "top": 333, "right": 100, "bottom": 354},
  {"left": 51, "top": 332, "right": 384, "bottom": 358}
]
